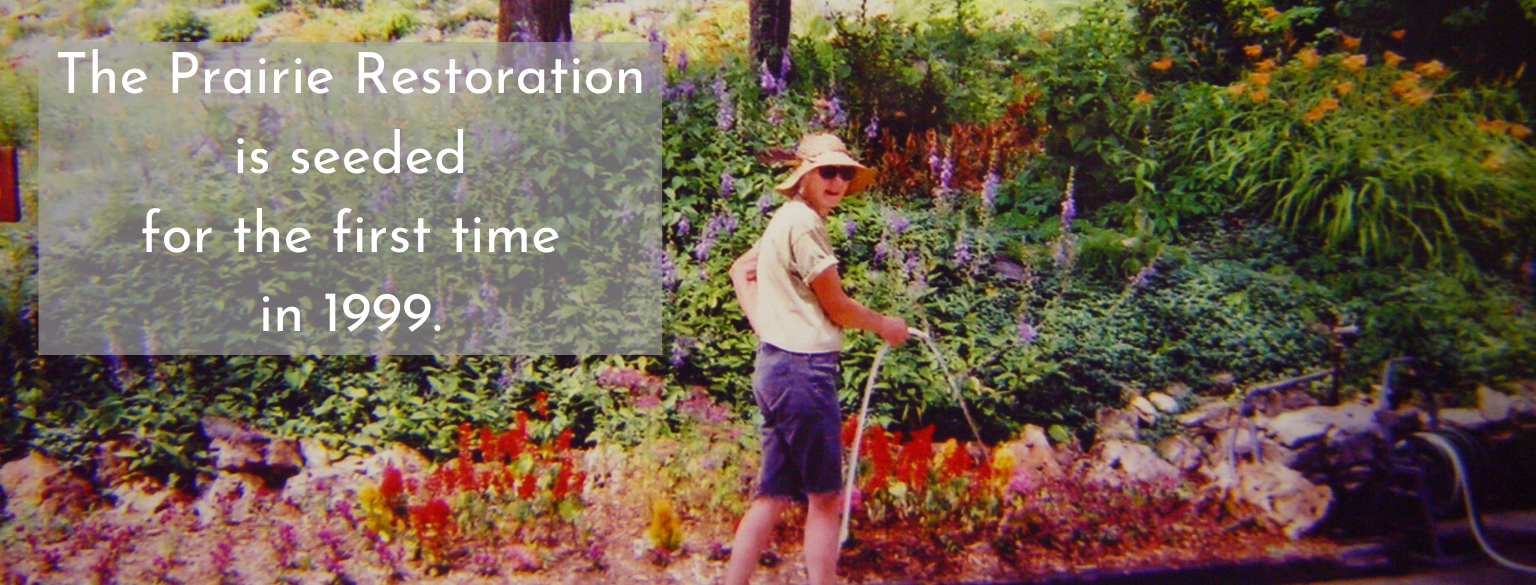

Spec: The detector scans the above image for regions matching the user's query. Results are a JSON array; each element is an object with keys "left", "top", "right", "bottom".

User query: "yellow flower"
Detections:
[
  {"left": 1342, "top": 54, "right": 1368, "bottom": 72},
  {"left": 1250, "top": 88, "right": 1270, "bottom": 102},
  {"left": 1341, "top": 34, "right": 1360, "bottom": 50},
  {"left": 1244, "top": 45, "right": 1264, "bottom": 58},
  {"left": 1304, "top": 107, "right": 1326, "bottom": 122},
  {"left": 1297, "top": 46, "right": 1320, "bottom": 68},
  {"left": 1151, "top": 57, "right": 1174, "bottom": 71},
  {"left": 1133, "top": 90, "right": 1154, "bottom": 105},
  {"left": 1260, "top": 7, "right": 1282, "bottom": 19},
  {"left": 1511, "top": 124, "right": 1532, "bottom": 140},
  {"left": 1481, "top": 152, "right": 1507, "bottom": 171},
  {"left": 1334, "top": 80, "right": 1355, "bottom": 95},
  {"left": 1256, "top": 58, "right": 1277, "bottom": 73},
  {"left": 1414, "top": 60, "right": 1448, "bottom": 79},
  {"left": 1390, "top": 29, "right": 1406, "bottom": 40},
  {"left": 1248, "top": 71, "right": 1272, "bottom": 86},
  {"left": 1384, "top": 51, "right": 1404, "bottom": 68},
  {"left": 1227, "top": 82, "right": 1250, "bottom": 96}
]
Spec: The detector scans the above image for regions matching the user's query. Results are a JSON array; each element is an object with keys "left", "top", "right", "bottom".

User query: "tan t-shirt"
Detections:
[{"left": 750, "top": 198, "right": 843, "bottom": 353}]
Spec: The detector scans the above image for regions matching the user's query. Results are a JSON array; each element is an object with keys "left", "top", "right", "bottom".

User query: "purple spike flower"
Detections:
[
  {"left": 713, "top": 77, "right": 734, "bottom": 131},
  {"left": 720, "top": 171, "right": 734, "bottom": 198},
  {"left": 1017, "top": 316, "right": 1038, "bottom": 345},
  {"left": 939, "top": 153, "right": 953, "bottom": 191},
  {"left": 758, "top": 192, "right": 775, "bottom": 214},
  {"left": 779, "top": 50, "right": 792, "bottom": 80},
  {"left": 903, "top": 251, "right": 920, "bottom": 276},
  {"left": 874, "top": 239, "right": 889, "bottom": 262},
  {"left": 1060, "top": 167, "right": 1077, "bottom": 233},
  {"left": 676, "top": 216, "right": 690, "bottom": 236},
  {"left": 952, "top": 233, "right": 973, "bottom": 271},
  {"left": 760, "top": 60, "right": 780, "bottom": 94},
  {"left": 828, "top": 97, "right": 847, "bottom": 127},
  {"left": 1129, "top": 258, "right": 1159, "bottom": 288},
  {"left": 982, "top": 170, "right": 1000, "bottom": 211},
  {"left": 842, "top": 217, "right": 858, "bottom": 238},
  {"left": 927, "top": 140, "right": 941, "bottom": 176},
  {"left": 865, "top": 114, "right": 880, "bottom": 140},
  {"left": 885, "top": 213, "right": 909, "bottom": 234},
  {"left": 676, "top": 50, "right": 689, "bottom": 73}
]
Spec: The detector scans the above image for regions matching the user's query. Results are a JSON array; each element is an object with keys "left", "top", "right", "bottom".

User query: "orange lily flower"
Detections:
[
  {"left": 1227, "top": 82, "right": 1250, "bottom": 97},
  {"left": 1256, "top": 59, "right": 1277, "bottom": 73},
  {"left": 1341, "top": 34, "right": 1360, "bottom": 50},
  {"left": 1342, "top": 54, "right": 1367, "bottom": 72},
  {"left": 1477, "top": 119, "right": 1511, "bottom": 134},
  {"left": 1249, "top": 88, "right": 1270, "bottom": 102},
  {"left": 1249, "top": 72, "right": 1271, "bottom": 86},
  {"left": 1384, "top": 51, "right": 1404, "bottom": 68},
  {"left": 1511, "top": 124, "right": 1532, "bottom": 139},
  {"left": 1334, "top": 80, "right": 1355, "bottom": 95},
  {"left": 1297, "top": 47, "right": 1320, "bottom": 68},
  {"left": 1151, "top": 57, "right": 1173, "bottom": 71},
  {"left": 1244, "top": 45, "right": 1263, "bottom": 58},
  {"left": 1133, "top": 90, "right": 1154, "bottom": 105},
  {"left": 1260, "top": 7, "right": 1282, "bottom": 19},
  {"left": 1390, "top": 29, "right": 1406, "bottom": 40},
  {"left": 1318, "top": 97, "right": 1340, "bottom": 111},
  {"left": 1413, "top": 60, "right": 1448, "bottom": 79}
]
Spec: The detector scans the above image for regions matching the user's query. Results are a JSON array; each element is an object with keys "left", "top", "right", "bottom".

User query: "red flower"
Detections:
[
  {"left": 866, "top": 426, "right": 893, "bottom": 492},
  {"left": 554, "top": 428, "right": 574, "bottom": 453},
  {"left": 534, "top": 392, "right": 550, "bottom": 418},
  {"left": 518, "top": 472, "right": 538, "bottom": 500},
  {"left": 380, "top": 465, "right": 404, "bottom": 500},
  {"left": 552, "top": 462, "right": 574, "bottom": 499},
  {"left": 942, "top": 442, "right": 971, "bottom": 478},
  {"left": 409, "top": 498, "right": 455, "bottom": 535},
  {"left": 456, "top": 423, "right": 473, "bottom": 460}
]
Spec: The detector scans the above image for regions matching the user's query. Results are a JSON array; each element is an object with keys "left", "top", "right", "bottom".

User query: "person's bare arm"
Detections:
[
  {"left": 730, "top": 247, "right": 762, "bottom": 333},
  {"left": 809, "top": 266, "right": 910, "bottom": 346}
]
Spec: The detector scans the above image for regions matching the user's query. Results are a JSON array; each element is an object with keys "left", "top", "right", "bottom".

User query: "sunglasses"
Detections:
[{"left": 816, "top": 166, "right": 858, "bottom": 182}]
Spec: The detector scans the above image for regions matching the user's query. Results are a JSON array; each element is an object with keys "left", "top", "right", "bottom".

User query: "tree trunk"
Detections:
[
  {"left": 749, "top": 0, "right": 792, "bottom": 73},
  {"left": 497, "top": 0, "right": 573, "bottom": 42}
]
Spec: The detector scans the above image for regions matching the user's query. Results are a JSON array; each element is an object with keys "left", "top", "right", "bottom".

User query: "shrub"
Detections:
[{"left": 151, "top": 6, "right": 211, "bottom": 42}]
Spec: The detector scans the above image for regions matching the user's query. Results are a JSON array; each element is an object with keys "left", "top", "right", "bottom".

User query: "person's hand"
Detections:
[{"left": 878, "top": 316, "right": 910, "bottom": 346}]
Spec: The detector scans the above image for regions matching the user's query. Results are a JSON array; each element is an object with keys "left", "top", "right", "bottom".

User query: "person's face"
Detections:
[{"left": 799, "top": 165, "right": 856, "bottom": 217}]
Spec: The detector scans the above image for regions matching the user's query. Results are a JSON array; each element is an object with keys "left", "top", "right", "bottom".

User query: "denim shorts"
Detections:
[{"left": 752, "top": 343, "right": 843, "bottom": 500}]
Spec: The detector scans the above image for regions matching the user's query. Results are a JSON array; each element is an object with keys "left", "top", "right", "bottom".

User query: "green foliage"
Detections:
[
  {"left": 152, "top": 6, "right": 211, "bottom": 42},
  {"left": 208, "top": 5, "right": 262, "bottom": 42},
  {"left": 0, "top": 53, "right": 38, "bottom": 147}
]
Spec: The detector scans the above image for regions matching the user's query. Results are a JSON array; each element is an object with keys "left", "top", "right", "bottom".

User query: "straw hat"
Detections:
[{"left": 773, "top": 133, "right": 875, "bottom": 197}]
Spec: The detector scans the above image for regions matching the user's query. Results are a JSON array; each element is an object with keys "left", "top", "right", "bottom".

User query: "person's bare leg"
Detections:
[
  {"left": 725, "top": 497, "right": 791, "bottom": 585},
  {"left": 803, "top": 491, "right": 841, "bottom": 585}
]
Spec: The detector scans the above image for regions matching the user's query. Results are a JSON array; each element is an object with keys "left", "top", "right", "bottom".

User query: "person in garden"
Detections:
[{"left": 724, "top": 133, "right": 911, "bottom": 585}]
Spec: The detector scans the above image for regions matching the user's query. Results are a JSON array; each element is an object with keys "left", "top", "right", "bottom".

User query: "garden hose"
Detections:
[
  {"left": 1410, "top": 432, "right": 1536, "bottom": 573},
  {"left": 839, "top": 328, "right": 987, "bottom": 545}
]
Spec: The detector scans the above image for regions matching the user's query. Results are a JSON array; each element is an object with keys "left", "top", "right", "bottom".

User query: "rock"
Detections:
[
  {"left": 1478, "top": 386, "right": 1513, "bottom": 422},
  {"left": 0, "top": 451, "right": 95, "bottom": 522},
  {"left": 1210, "top": 372, "right": 1237, "bottom": 388},
  {"left": 1164, "top": 383, "right": 1192, "bottom": 400},
  {"left": 1264, "top": 402, "right": 1380, "bottom": 449},
  {"left": 1232, "top": 460, "right": 1332, "bottom": 540},
  {"left": 110, "top": 478, "right": 173, "bottom": 519},
  {"left": 298, "top": 437, "right": 333, "bottom": 468},
  {"left": 1511, "top": 396, "right": 1536, "bottom": 424},
  {"left": 265, "top": 439, "right": 303, "bottom": 472},
  {"left": 1083, "top": 440, "right": 1180, "bottom": 487},
  {"left": 1438, "top": 408, "right": 1488, "bottom": 429},
  {"left": 1130, "top": 396, "right": 1159, "bottom": 421},
  {"left": 194, "top": 472, "right": 266, "bottom": 527},
  {"left": 1148, "top": 392, "right": 1180, "bottom": 414},
  {"left": 360, "top": 443, "right": 431, "bottom": 476},
  {"left": 1157, "top": 435, "right": 1203, "bottom": 472},
  {"left": 1006, "top": 425, "right": 1063, "bottom": 480},
  {"left": 93, "top": 439, "right": 137, "bottom": 487},
  {"left": 1178, "top": 401, "right": 1234, "bottom": 432},
  {"left": 1095, "top": 407, "right": 1138, "bottom": 441}
]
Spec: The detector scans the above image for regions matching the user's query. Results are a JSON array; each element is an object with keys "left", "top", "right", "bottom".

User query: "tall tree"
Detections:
[
  {"left": 749, "top": 0, "right": 791, "bottom": 73},
  {"left": 498, "top": 0, "right": 573, "bottom": 42}
]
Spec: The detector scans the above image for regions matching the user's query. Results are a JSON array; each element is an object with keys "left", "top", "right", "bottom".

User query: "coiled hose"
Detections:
[{"left": 1409, "top": 432, "right": 1536, "bottom": 573}]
